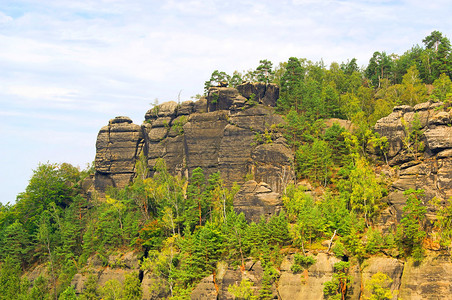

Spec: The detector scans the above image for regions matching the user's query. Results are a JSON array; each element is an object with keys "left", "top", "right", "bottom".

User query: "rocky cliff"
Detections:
[
  {"left": 92, "top": 82, "right": 294, "bottom": 220},
  {"left": 374, "top": 101, "right": 452, "bottom": 225},
  {"left": 187, "top": 101, "right": 452, "bottom": 300},
  {"left": 87, "top": 89, "right": 452, "bottom": 299}
]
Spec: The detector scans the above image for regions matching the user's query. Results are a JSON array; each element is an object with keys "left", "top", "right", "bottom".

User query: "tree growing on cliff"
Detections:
[
  {"left": 255, "top": 59, "right": 274, "bottom": 84},
  {"left": 204, "top": 70, "right": 230, "bottom": 94},
  {"left": 364, "top": 272, "right": 394, "bottom": 300},
  {"left": 399, "top": 189, "right": 427, "bottom": 262}
]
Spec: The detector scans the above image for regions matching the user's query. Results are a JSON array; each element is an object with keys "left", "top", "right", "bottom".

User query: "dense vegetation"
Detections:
[{"left": 1, "top": 31, "right": 452, "bottom": 299}]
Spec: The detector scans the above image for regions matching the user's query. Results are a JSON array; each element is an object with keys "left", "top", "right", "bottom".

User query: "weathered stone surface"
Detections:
[
  {"left": 428, "top": 111, "right": 451, "bottom": 126},
  {"left": 218, "top": 124, "right": 255, "bottom": 185},
  {"left": 193, "top": 97, "right": 208, "bottom": 113},
  {"left": 230, "top": 105, "right": 284, "bottom": 133},
  {"left": 178, "top": 100, "right": 194, "bottom": 115},
  {"left": 236, "top": 82, "right": 280, "bottom": 107},
  {"left": 374, "top": 101, "right": 452, "bottom": 223},
  {"left": 146, "top": 126, "right": 168, "bottom": 142},
  {"left": 399, "top": 254, "right": 452, "bottom": 299},
  {"left": 70, "top": 252, "right": 141, "bottom": 296},
  {"left": 374, "top": 110, "right": 407, "bottom": 158},
  {"left": 150, "top": 116, "right": 172, "bottom": 128},
  {"left": 110, "top": 116, "right": 133, "bottom": 124},
  {"left": 424, "top": 126, "right": 452, "bottom": 151},
  {"left": 142, "top": 271, "right": 170, "bottom": 299},
  {"left": 94, "top": 85, "right": 293, "bottom": 222},
  {"left": 207, "top": 86, "right": 247, "bottom": 112},
  {"left": 278, "top": 253, "right": 340, "bottom": 300},
  {"left": 324, "top": 118, "right": 355, "bottom": 132},
  {"left": 190, "top": 275, "right": 218, "bottom": 300},
  {"left": 233, "top": 180, "right": 282, "bottom": 223},
  {"left": 94, "top": 117, "right": 143, "bottom": 192},
  {"left": 141, "top": 100, "right": 293, "bottom": 194},
  {"left": 361, "top": 256, "right": 404, "bottom": 300},
  {"left": 190, "top": 259, "right": 277, "bottom": 300},
  {"left": 251, "top": 143, "right": 295, "bottom": 193}
]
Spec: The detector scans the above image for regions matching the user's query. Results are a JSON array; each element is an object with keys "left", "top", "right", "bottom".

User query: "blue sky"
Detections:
[{"left": 0, "top": 0, "right": 450, "bottom": 204}]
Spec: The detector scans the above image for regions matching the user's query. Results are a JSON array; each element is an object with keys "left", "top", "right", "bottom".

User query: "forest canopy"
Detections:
[{"left": 1, "top": 30, "right": 451, "bottom": 300}]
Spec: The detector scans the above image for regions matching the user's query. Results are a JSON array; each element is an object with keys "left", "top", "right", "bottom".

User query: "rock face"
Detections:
[
  {"left": 361, "top": 256, "right": 404, "bottom": 300},
  {"left": 93, "top": 83, "right": 293, "bottom": 203},
  {"left": 278, "top": 253, "right": 340, "bottom": 300},
  {"left": 94, "top": 116, "right": 144, "bottom": 193},
  {"left": 191, "top": 260, "right": 276, "bottom": 300},
  {"left": 399, "top": 254, "right": 452, "bottom": 299},
  {"left": 374, "top": 102, "right": 452, "bottom": 222},
  {"left": 71, "top": 251, "right": 141, "bottom": 296},
  {"left": 233, "top": 180, "right": 283, "bottom": 223}
]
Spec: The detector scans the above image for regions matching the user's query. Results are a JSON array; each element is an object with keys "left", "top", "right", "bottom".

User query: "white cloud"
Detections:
[
  {"left": 0, "top": 11, "right": 12, "bottom": 23},
  {"left": 6, "top": 85, "right": 78, "bottom": 101}
]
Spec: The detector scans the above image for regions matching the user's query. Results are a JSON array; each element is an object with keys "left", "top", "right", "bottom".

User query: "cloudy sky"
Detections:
[{"left": 0, "top": 0, "right": 450, "bottom": 204}]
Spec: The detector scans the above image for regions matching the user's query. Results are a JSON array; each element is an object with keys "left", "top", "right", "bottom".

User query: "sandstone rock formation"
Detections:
[
  {"left": 399, "top": 253, "right": 452, "bottom": 299},
  {"left": 278, "top": 253, "right": 340, "bottom": 300},
  {"left": 374, "top": 101, "right": 452, "bottom": 222},
  {"left": 94, "top": 116, "right": 144, "bottom": 193},
  {"left": 233, "top": 180, "right": 283, "bottom": 223},
  {"left": 71, "top": 251, "right": 141, "bottom": 296},
  {"left": 93, "top": 83, "right": 294, "bottom": 207},
  {"left": 191, "top": 260, "right": 276, "bottom": 300}
]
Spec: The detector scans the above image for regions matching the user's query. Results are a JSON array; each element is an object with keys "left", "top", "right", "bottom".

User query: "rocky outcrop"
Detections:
[
  {"left": 374, "top": 101, "right": 452, "bottom": 222},
  {"left": 278, "top": 253, "right": 340, "bottom": 300},
  {"left": 71, "top": 251, "right": 141, "bottom": 296},
  {"left": 361, "top": 256, "right": 404, "bottom": 300},
  {"left": 94, "top": 116, "right": 144, "bottom": 193},
  {"left": 399, "top": 253, "right": 452, "bottom": 299},
  {"left": 233, "top": 180, "right": 283, "bottom": 223},
  {"left": 190, "top": 253, "right": 408, "bottom": 300},
  {"left": 93, "top": 83, "right": 293, "bottom": 203},
  {"left": 191, "top": 260, "right": 276, "bottom": 300}
]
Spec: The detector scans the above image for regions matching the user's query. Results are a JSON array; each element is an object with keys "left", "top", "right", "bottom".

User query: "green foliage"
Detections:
[
  {"left": 296, "top": 138, "right": 333, "bottom": 185},
  {"left": 365, "top": 228, "right": 385, "bottom": 255},
  {"left": 4, "top": 33, "right": 452, "bottom": 298},
  {"left": 432, "top": 197, "right": 452, "bottom": 247},
  {"left": 204, "top": 70, "right": 230, "bottom": 94},
  {"left": 399, "top": 189, "right": 427, "bottom": 262},
  {"left": 332, "top": 240, "right": 346, "bottom": 258},
  {"left": 172, "top": 115, "right": 188, "bottom": 135},
  {"left": 0, "top": 257, "right": 30, "bottom": 300},
  {"left": 0, "top": 220, "right": 31, "bottom": 267},
  {"left": 323, "top": 261, "right": 352, "bottom": 300},
  {"left": 227, "top": 279, "right": 257, "bottom": 300},
  {"left": 81, "top": 274, "right": 98, "bottom": 300},
  {"left": 123, "top": 273, "right": 142, "bottom": 300},
  {"left": 283, "top": 185, "right": 325, "bottom": 246},
  {"left": 99, "top": 279, "right": 126, "bottom": 300},
  {"left": 59, "top": 286, "right": 77, "bottom": 300},
  {"left": 290, "top": 253, "right": 316, "bottom": 273},
  {"left": 364, "top": 272, "right": 394, "bottom": 300},
  {"left": 338, "top": 157, "right": 384, "bottom": 226},
  {"left": 29, "top": 275, "right": 50, "bottom": 300},
  {"left": 431, "top": 73, "right": 452, "bottom": 102},
  {"left": 255, "top": 59, "right": 274, "bottom": 84}
]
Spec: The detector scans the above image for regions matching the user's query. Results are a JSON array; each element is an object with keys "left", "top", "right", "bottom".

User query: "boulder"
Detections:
[
  {"left": 236, "top": 82, "right": 279, "bottom": 107},
  {"left": 233, "top": 180, "right": 282, "bottom": 223},
  {"left": 206, "top": 87, "right": 247, "bottom": 112}
]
